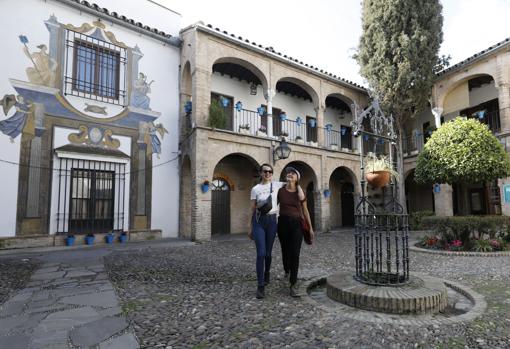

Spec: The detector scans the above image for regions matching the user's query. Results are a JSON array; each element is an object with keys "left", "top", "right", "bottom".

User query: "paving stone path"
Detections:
[{"left": 0, "top": 254, "right": 139, "bottom": 348}]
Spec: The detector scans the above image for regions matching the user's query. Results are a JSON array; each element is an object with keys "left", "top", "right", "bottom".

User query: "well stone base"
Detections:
[{"left": 326, "top": 272, "right": 448, "bottom": 315}]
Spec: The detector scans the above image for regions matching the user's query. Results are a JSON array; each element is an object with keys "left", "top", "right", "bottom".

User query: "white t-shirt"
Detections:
[{"left": 250, "top": 181, "right": 285, "bottom": 215}]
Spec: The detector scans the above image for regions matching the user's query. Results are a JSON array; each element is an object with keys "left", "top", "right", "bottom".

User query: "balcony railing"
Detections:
[
  {"left": 207, "top": 106, "right": 355, "bottom": 151},
  {"left": 471, "top": 110, "right": 500, "bottom": 133}
]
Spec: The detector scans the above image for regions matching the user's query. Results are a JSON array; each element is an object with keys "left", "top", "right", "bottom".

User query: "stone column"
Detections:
[
  {"left": 497, "top": 83, "right": 510, "bottom": 134},
  {"left": 192, "top": 66, "right": 212, "bottom": 128},
  {"left": 433, "top": 184, "right": 454, "bottom": 216},
  {"left": 315, "top": 106, "right": 325, "bottom": 146},
  {"left": 431, "top": 107, "right": 443, "bottom": 129},
  {"left": 191, "top": 132, "right": 212, "bottom": 241},
  {"left": 265, "top": 89, "right": 274, "bottom": 138}
]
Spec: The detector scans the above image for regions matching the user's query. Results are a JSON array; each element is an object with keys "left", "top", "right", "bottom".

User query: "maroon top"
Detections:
[{"left": 277, "top": 187, "right": 303, "bottom": 219}]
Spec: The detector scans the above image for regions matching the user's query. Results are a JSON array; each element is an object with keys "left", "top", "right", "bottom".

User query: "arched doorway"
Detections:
[
  {"left": 212, "top": 153, "right": 259, "bottom": 235},
  {"left": 211, "top": 178, "right": 231, "bottom": 235},
  {"left": 279, "top": 161, "right": 318, "bottom": 229},
  {"left": 329, "top": 167, "right": 356, "bottom": 228},
  {"left": 341, "top": 183, "right": 355, "bottom": 226}
]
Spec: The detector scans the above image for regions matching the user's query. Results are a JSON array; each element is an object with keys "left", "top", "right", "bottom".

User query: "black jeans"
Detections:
[{"left": 277, "top": 215, "right": 303, "bottom": 285}]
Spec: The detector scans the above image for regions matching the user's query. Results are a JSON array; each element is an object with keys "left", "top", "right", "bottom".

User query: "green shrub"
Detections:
[
  {"left": 472, "top": 239, "right": 492, "bottom": 252},
  {"left": 208, "top": 99, "right": 227, "bottom": 129},
  {"left": 409, "top": 210, "right": 435, "bottom": 230},
  {"left": 421, "top": 215, "right": 510, "bottom": 250}
]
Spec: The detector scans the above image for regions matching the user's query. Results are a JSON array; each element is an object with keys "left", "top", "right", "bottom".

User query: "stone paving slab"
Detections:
[
  {"left": 2, "top": 333, "right": 30, "bottom": 349},
  {"left": 60, "top": 290, "right": 118, "bottom": 308},
  {"left": 99, "top": 333, "right": 140, "bottom": 349},
  {"left": 69, "top": 316, "right": 128, "bottom": 347},
  {"left": 0, "top": 254, "right": 139, "bottom": 349}
]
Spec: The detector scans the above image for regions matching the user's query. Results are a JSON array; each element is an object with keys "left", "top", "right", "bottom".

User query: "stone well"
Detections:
[{"left": 326, "top": 272, "right": 448, "bottom": 315}]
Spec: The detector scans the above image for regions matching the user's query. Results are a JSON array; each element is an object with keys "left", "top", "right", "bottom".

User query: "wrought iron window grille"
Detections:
[
  {"left": 55, "top": 158, "right": 127, "bottom": 234},
  {"left": 64, "top": 29, "right": 127, "bottom": 106}
]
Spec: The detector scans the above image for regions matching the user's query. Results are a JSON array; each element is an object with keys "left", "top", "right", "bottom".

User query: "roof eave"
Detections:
[{"left": 193, "top": 24, "right": 367, "bottom": 94}]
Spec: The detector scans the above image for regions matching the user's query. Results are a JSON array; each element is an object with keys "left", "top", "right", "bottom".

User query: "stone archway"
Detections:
[
  {"left": 279, "top": 161, "right": 318, "bottom": 229},
  {"left": 212, "top": 153, "right": 260, "bottom": 235},
  {"left": 329, "top": 167, "right": 357, "bottom": 228}
]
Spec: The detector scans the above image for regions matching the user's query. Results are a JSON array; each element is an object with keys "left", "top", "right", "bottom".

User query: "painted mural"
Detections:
[{"left": 0, "top": 15, "right": 167, "bottom": 156}]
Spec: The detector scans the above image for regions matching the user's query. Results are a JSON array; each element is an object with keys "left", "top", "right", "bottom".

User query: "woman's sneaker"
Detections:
[{"left": 256, "top": 286, "right": 265, "bottom": 299}]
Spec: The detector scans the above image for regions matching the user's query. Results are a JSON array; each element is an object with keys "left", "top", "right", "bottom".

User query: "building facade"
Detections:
[
  {"left": 404, "top": 38, "right": 510, "bottom": 217},
  {"left": 2, "top": 1, "right": 510, "bottom": 245},
  {"left": 0, "top": 0, "right": 181, "bottom": 240},
  {"left": 178, "top": 23, "right": 370, "bottom": 241}
]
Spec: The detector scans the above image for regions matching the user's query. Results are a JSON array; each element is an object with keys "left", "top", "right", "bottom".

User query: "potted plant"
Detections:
[
  {"left": 105, "top": 232, "right": 115, "bottom": 244},
  {"left": 201, "top": 180, "right": 210, "bottom": 193},
  {"left": 257, "top": 125, "right": 267, "bottom": 136},
  {"left": 295, "top": 116, "right": 303, "bottom": 126},
  {"left": 279, "top": 112, "right": 287, "bottom": 121},
  {"left": 65, "top": 234, "right": 75, "bottom": 246},
  {"left": 330, "top": 143, "right": 338, "bottom": 151},
  {"left": 208, "top": 99, "right": 227, "bottom": 129},
  {"left": 323, "top": 189, "right": 331, "bottom": 198},
  {"left": 325, "top": 124, "right": 333, "bottom": 132},
  {"left": 308, "top": 119, "right": 317, "bottom": 128},
  {"left": 295, "top": 135, "right": 304, "bottom": 143},
  {"left": 85, "top": 233, "right": 95, "bottom": 245},
  {"left": 119, "top": 231, "right": 128, "bottom": 243},
  {"left": 310, "top": 140, "right": 318, "bottom": 147},
  {"left": 280, "top": 131, "right": 289, "bottom": 138},
  {"left": 364, "top": 155, "right": 399, "bottom": 188}
]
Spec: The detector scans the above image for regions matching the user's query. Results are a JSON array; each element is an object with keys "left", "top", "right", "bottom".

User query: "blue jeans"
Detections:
[{"left": 252, "top": 213, "right": 277, "bottom": 287}]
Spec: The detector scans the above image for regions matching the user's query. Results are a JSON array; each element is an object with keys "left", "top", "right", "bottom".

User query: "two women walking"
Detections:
[{"left": 249, "top": 164, "right": 314, "bottom": 299}]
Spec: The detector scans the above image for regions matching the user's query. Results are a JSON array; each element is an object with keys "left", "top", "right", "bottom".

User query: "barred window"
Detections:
[{"left": 64, "top": 30, "right": 127, "bottom": 105}]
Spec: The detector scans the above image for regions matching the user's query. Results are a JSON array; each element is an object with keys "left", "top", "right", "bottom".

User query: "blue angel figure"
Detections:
[{"left": 0, "top": 95, "right": 32, "bottom": 142}]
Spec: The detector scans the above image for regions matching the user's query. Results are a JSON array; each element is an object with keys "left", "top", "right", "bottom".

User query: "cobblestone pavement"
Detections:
[
  {"left": 105, "top": 232, "right": 510, "bottom": 349},
  {"left": 0, "top": 249, "right": 139, "bottom": 349},
  {"left": 0, "top": 258, "right": 39, "bottom": 305}
]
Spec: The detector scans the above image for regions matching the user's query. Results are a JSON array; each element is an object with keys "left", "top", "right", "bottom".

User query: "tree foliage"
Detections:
[
  {"left": 355, "top": 0, "right": 443, "bottom": 124},
  {"left": 415, "top": 118, "right": 510, "bottom": 184}
]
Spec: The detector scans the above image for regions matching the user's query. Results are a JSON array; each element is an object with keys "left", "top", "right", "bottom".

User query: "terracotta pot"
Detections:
[{"left": 365, "top": 171, "right": 391, "bottom": 188}]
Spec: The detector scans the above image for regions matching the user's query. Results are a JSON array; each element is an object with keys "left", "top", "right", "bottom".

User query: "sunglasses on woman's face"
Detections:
[{"left": 262, "top": 170, "right": 273, "bottom": 174}]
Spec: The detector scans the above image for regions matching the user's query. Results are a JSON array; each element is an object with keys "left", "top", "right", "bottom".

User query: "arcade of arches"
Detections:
[{"left": 179, "top": 151, "right": 361, "bottom": 239}]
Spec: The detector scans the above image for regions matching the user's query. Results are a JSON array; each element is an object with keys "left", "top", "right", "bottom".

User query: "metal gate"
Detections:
[{"left": 211, "top": 179, "right": 230, "bottom": 235}]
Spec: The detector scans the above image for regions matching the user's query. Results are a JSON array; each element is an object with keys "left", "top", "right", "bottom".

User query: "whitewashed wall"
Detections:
[{"left": 0, "top": 0, "right": 181, "bottom": 237}]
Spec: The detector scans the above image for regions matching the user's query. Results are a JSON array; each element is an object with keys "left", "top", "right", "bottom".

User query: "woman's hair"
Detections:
[
  {"left": 259, "top": 163, "right": 273, "bottom": 172},
  {"left": 285, "top": 170, "right": 299, "bottom": 187}
]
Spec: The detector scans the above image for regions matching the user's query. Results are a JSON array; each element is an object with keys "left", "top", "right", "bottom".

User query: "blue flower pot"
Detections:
[
  {"left": 65, "top": 236, "right": 75, "bottom": 246},
  {"left": 201, "top": 183, "right": 209, "bottom": 193},
  {"left": 324, "top": 189, "right": 331, "bottom": 198},
  {"left": 119, "top": 234, "right": 128, "bottom": 243},
  {"left": 85, "top": 236, "right": 95, "bottom": 245},
  {"left": 308, "top": 119, "right": 316, "bottom": 128},
  {"left": 105, "top": 234, "right": 114, "bottom": 244}
]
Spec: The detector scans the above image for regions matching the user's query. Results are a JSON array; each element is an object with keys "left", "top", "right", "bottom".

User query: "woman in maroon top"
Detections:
[{"left": 277, "top": 167, "right": 314, "bottom": 297}]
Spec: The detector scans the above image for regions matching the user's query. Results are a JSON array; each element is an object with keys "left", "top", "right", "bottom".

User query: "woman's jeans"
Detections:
[{"left": 252, "top": 213, "right": 277, "bottom": 287}]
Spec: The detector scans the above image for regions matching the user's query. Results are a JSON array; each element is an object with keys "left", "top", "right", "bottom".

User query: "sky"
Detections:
[{"left": 160, "top": 0, "right": 510, "bottom": 86}]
